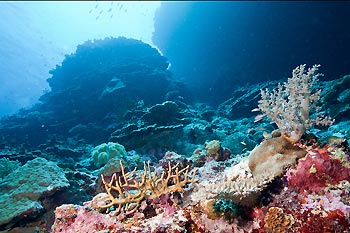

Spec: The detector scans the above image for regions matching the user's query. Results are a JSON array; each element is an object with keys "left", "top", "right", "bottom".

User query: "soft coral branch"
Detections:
[{"left": 257, "top": 64, "right": 334, "bottom": 142}]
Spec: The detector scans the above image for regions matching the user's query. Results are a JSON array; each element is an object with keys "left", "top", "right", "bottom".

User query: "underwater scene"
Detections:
[{"left": 1, "top": 1, "right": 350, "bottom": 232}]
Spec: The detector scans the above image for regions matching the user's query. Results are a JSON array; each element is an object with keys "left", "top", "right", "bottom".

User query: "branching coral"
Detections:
[
  {"left": 257, "top": 64, "right": 334, "bottom": 142},
  {"left": 90, "top": 160, "right": 196, "bottom": 215},
  {"left": 209, "top": 173, "right": 272, "bottom": 207}
]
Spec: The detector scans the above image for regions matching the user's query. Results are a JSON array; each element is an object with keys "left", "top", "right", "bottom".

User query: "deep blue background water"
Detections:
[{"left": 153, "top": 1, "right": 350, "bottom": 105}]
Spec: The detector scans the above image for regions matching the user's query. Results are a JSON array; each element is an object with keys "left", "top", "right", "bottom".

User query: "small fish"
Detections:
[
  {"left": 251, "top": 107, "right": 260, "bottom": 112},
  {"left": 254, "top": 113, "right": 266, "bottom": 123},
  {"left": 99, "top": 10, "right": 103, "bottom": 14},
  {"left": 108, "top": 8, "right": 112, "bottom": 12},
  {"left": 110, "top": 14, "right": 113, "bottom": 18},
  {"left": 96, "top": 15, "right": 100, "bottom": 20},
  {"left": 89, "top": 9, "right": 93, "bottom": 14},
  {"left": 240, "top": 141, "right": 247, "bottom": 146}
]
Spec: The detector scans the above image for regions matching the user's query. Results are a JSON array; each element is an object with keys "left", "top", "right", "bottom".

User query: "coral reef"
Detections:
[
  {"left": 254, "top": 147, "right": 350, "bottom": 233},
  {"left": 0, "top": 36, "right": 349, "bottom": 232},
  {"left": 50, "top": 145, "right": 350, "bottom": 232},
  {"left": 0, "top": 158, "right": 69, "bottom": 229},
  {"left": 321, "top": 74, "right": 350, "bottom": 121},
  {"left": 0, "top": 37, "right": 184, "bottom": 148},
  {"left": 199, "top": 159, "right": 272, "bottom": 207},
  {"left": 0, "top": 157, "right": 20, "bottom": 180}
]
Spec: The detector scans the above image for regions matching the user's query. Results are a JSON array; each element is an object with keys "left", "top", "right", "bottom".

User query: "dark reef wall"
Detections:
[
  {"left": 0, "top": 37, "right": 187, "bottom": 147},
  {"left": 40, "top": 37, "right": 172, "bottom": 123},
  {"left": 153, "top": 1, "right": 350, "bottom": 106}
]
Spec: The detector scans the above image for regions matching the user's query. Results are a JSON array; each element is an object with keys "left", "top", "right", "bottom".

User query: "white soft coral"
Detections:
[{"left": 257, "top": 64, "right": 334, "bottom": 142}]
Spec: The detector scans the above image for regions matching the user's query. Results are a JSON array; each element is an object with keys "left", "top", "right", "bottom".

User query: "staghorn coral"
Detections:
[
  {"left": 264, "top": 206, "right": 294, "bottom": 233},
  {"left": 90, "top": 160, "right": 196, "bottom": 215},
  {"left": 257, "top": 64, "right": 334, "bottom": 142}
]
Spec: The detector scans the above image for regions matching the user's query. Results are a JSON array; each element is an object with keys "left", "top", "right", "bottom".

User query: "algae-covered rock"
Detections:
[
  {"left": 248, "top": 136, "right": 307, "bottom": 179},
  {"left": 0, "top": 157, "right": 69, "bottom": 228}
]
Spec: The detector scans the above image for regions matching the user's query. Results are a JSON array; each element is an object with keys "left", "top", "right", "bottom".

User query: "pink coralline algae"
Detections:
[
  {"left": 286, "top": 148, "right": 350, "bottom": 193},
  {"left": 51, "top": 204, "right": 124, "bottom": 233},
  {"left": 257, "top": 147, "right": 350, "bottom": 232}
]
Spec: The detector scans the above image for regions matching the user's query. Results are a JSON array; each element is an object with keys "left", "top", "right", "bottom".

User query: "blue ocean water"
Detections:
[
  {"left": 154, "top": 1, "right": 350, "bottom": 105},
  {"left": 0, "top": 1, "right": 349, "bottom": 232}
]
